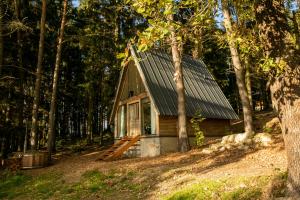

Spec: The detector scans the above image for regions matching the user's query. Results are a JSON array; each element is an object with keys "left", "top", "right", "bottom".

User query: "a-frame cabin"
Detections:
[{"left": 108, "top": 46, "right": 238, "bottom": 158}]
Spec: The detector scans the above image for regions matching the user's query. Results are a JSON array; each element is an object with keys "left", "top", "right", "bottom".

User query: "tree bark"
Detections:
[
  {"left": 168, "top": 11, "right": 190, "bottom": 152},
  {"left": 47, "top": 0, "right": 67, "bottom": 161},
  {"left": 192, "top": 29, "right": 203, "bottom": 59},
  {"left": 270, "top": 70, "right": 300, "bottom": 195},
  {"left": 222, "top": 1, "right": 254, "bottom": 138},
  {"left": 292, "top": 11, "right": 300, "bottom": 49},
  {"left": 245, "top": 60, "right": 253, "bottom": 109},
  {"left": 14, "top": 0, "right": 25, "bottom": 127},
  {"left": 255, "top": 0, "right": 300, "bottom": 195},
  {"left": 30, "top": 0, "right": 46, "bottom": 150},
  {"left": 87, "top": 86, "right": 94, "bottom": 144},
  {"left": 0, "top": 2, "right": 3, "bottom": 76}
]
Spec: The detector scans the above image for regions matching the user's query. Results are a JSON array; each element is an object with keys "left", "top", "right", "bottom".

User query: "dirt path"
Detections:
[{"left": 23, "top": 136, "right": 287, "bottom": 199}]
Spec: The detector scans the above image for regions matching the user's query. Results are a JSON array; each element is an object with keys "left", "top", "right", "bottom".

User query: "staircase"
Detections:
[{"left": 96, "top": 135, "right": 140, "bottom": 161}]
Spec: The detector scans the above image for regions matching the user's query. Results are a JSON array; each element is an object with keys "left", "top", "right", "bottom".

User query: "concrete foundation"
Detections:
[
  {"left": 115, "top": 136, "right": 219, "bottom": 158},
  {"left": 140, "top": 136, "right": 160, "bottom": 157}
]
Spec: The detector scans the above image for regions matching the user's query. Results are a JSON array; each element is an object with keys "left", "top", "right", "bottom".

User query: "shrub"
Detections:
[{"left": 190, "top": 111, "right": 205, "bottom": 147}]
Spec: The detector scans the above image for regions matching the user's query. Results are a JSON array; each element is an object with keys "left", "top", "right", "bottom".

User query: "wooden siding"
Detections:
[
  {"left": 120, "top": 62, "right": 145, "bottom": 101},
  {"left": 158, "top": 116, "right": 230, "bottom": 137},
  {"left": 158, "top": 117, "right": 177, "bottom": 136}
]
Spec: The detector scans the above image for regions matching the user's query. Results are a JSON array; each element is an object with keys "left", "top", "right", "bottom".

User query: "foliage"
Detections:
[
  {"left": 0, "top": 170, "right": 144, "bottom": 200},
  {"left": 190, "top": 111, "right": 205, "bottom": 147},
  {"left": 0, "top": 0, "right": 145, "bottom": 154},
  {"left": 127, "top": 0, "right": 215, "bottom": 51}
]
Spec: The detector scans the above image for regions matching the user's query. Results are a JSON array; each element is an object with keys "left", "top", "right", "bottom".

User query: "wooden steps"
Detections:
[{"left": 96, "top": 135, "right": 140, "bottom": 161}]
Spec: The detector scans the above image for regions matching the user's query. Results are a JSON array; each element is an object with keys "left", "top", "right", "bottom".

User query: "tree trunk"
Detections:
[
  {"left": 87, "top": 86, "right": 93, "bottom": 144},
  {"left": 0, "top": 2, "right": 3, "bottom": 76},
  {"left": 292, "top": 11, "right": 300, "bottom": 49},
  {"left": 222, "top": 1, "right": 254, "bottom": 138},
  {"left": 245, "top": 60, "right": 253, "bottom": 109},
  {"left": 47, "top": 0, "right": 67, "bottom": 162},
  {"left": 14, "top": 0, "right": 25, "bottom": 127},
  {"left": 255, "top": 0, "right": 300, "bottom": 195},
  {"left": 30, "top": 0, "right": 46, "bottom": 150},
  {"left": 192, "top": 29, "right": 203, "bottom": 59},
  {"left": 270, "top": 71, "right": 300, "bottom": 195},
  {"left": 168, "top": 12, "right": 189, "bottom": 152}
]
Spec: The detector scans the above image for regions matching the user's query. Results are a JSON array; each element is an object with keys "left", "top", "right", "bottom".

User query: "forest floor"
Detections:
[{"left": 0, "top": 111, "right": 288, "bottom": 200}]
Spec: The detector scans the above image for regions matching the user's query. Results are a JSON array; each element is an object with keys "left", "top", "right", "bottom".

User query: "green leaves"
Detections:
[
  {"left": 127, "top": 0, "right": 215, "bottom": 53},
  {"left": 117, "top": 53, "right": 126, "bottom": 59}
]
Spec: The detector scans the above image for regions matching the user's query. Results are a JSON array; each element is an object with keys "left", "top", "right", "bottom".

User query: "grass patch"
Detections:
[
  {"left": 0, "top": 171, "right": 70, "bottom": 199},
  {"left": 0, "top": 169, "right": 146, "bottom": 200},
  {"left": 0, "top": 172, "right": 30, "bottom": 199},
  {"left": 1, "top": 169, "right": 286, "bottom": 200},
  {"left": 164, "top": 175, "right": 273, "bottom": 200}
]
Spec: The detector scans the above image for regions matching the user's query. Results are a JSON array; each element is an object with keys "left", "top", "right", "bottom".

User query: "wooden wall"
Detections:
[
  {"left": 120, "top": 62, "right": 145, "bottom": 101},
  {"left": 158, "top": 116, "right": 231, "bottom": 137},
  {"left": 158, "top": 117, "right": 178, "bottom": 136}
]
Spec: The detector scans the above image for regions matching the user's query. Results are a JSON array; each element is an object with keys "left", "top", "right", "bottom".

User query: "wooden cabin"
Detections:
[{"left": 110, "top": 46, "right": 238, "bottom": 158}]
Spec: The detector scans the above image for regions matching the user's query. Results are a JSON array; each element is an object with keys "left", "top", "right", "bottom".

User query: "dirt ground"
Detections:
[{"left": 23, "top": 112, "right": 287, "bottom": 199}]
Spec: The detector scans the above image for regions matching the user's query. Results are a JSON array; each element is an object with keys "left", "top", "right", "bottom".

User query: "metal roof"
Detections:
[{"left": 130, "top": 46, "right": 238, "bottom": 119}]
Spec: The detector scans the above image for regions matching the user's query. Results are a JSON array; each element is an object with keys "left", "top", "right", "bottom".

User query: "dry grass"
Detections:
[{"left": 1, "top": 111, "right": 288, "bottom": 199}]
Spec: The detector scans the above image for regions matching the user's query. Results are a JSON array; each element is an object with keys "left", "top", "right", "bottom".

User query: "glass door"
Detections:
[
  {"left": 128, "top": 102, "right": 140, "bottom": 136},
  {"left": 141, "top": 97, "right": 156, "bottom": 135}
]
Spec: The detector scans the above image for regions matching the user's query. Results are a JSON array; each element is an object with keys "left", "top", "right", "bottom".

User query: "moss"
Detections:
[
  {"left": 164, "top": 176, "right": 272, "bottom": 200},
  {"left": 222, "top": 187, "right": 262, "bottom": 200}
]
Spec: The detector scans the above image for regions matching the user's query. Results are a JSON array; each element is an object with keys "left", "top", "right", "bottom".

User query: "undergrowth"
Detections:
[
  {"left": 0, "top": 170, "right": 143, "bottom": 200},
  {"left": 0, "top": 170, "right": 287, "bottom": 200},
  {"left": 164, "top": 172, "right": 287, "bottom": 200}
]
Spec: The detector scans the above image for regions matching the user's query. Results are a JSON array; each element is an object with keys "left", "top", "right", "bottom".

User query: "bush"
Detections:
[{"left": 190, "top": 111, "right": 205, "bottom": 147}]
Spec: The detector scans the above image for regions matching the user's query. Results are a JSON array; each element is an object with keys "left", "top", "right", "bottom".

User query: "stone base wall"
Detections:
[
  {"left": 140, "top": 136, "right": 160, "bottom": 157},
  {"left": 115, "top": 136, "right": 219, "bottom": 158}
]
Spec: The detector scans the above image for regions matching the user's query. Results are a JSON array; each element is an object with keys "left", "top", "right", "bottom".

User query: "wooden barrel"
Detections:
[{"left": 21, "top": 151, "right": 48, "bottom": 169}]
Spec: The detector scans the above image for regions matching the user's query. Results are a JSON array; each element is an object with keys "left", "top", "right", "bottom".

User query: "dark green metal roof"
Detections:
[{"left": 131, "top": 46, "right": 238, "bottom": 119}]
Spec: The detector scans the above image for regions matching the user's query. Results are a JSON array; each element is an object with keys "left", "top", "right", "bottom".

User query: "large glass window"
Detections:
[
  {"left": 117, "top": 105, "right": 127, "bottom": 137},
  {"left": 141, "top": 98, "right": 156, "bottom": 135},
  {"left": 141, "top": 98, "right": 151, "bottom": 135}
]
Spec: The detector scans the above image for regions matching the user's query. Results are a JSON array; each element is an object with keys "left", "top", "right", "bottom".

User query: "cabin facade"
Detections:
[{"left": 110, "top": 46, "right": 238, "bottom": 158}]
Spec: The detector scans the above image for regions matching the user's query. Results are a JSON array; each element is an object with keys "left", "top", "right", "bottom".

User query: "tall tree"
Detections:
[
  {"left": 47, "top": 0, "right": 68, "bottom": 161},
  {"left": 0, "top": 2, "right": 3, "bottom": 76},
  {"left": 255, "top": 0, "right": 300, "bottom": 195},
  {"left": 168, "top": 5, "right": 189, "bottom": 152},
  {"left": 30, "top": 0, "right": 47, "bottom": 150},
  {"left": 221, "top": 0, "right": 254, "bottom": 138},
  {"left": 14, "top": 0, "right": 25, "bottom": 129}
]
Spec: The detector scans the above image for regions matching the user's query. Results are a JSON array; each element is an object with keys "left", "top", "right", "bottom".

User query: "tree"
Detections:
[
  {"left": 168, "top": 5, "right": 189, "bottom": 152},
  {"left": 30, "top": 0, "right": 47, "bottom": 150},
  {"left": 221, "top": 0, "right": 254, "bottom": 138},
  {"left": 47, "top": 0, "right": 68, "bottom": 161},
  {"left": 255, "top": 0, "right": 300, "bottom": 195},
  {"left": 0, "top": 0, "right": 144, "bottom": 156},
  {"left": 0, "top": 2, "right": 3, "bottom": 76}
]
